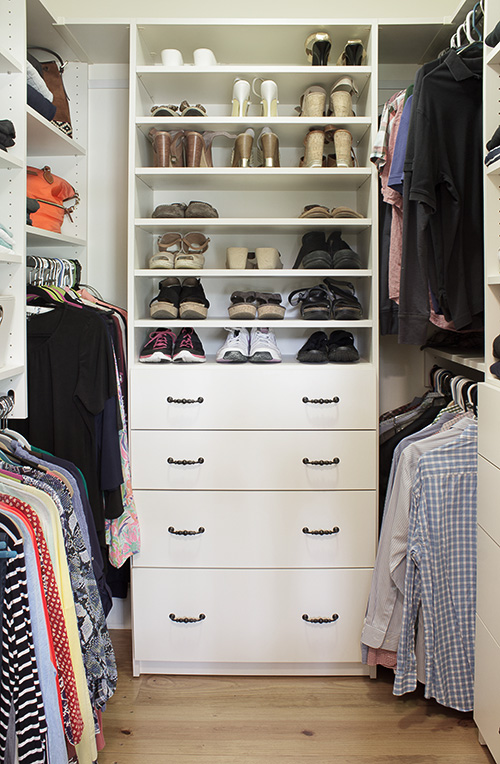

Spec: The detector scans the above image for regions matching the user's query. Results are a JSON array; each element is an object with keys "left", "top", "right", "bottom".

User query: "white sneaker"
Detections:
[
  {"left": 216, "top": 327, "right": 250, "bottom": 363},
  {"left": 249, "top": 327, "right": 282, "bottom": 363}
]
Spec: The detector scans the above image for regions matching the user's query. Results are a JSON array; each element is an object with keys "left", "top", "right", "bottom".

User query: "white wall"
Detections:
[{"left": 44, "top": 0, "right": 463, "bottom": 21}]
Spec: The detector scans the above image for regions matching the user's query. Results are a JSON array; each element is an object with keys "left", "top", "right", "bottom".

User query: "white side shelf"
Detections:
[
  {"left": 0, "top": 46, "right": 22, "bottom": 74},
  {"left": 0, "top": 151, "right": 23, "bottom": 170},
  {"left": 0, "top": 365, "right": 25, "bottom": 382},
  {"left": 26, "top": 226, "right": 87, "bottom": 248},
  {"left": 486, "top": 41, "right": 500, "bottom": 66},
  {"left": 27, "top": 107, "right": 86, "bottom": 157}
]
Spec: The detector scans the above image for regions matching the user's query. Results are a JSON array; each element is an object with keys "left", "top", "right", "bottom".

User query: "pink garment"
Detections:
[
  {"left": 380, "top": 94, "right": 404, "bottom": 303},
  {"left": 366, "top": 646, "right": 397, "bottom": 669}
]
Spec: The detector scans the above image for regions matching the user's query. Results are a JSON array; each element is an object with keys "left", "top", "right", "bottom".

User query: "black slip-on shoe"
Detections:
[
  {"left": 327, "top": 330, "right": 359, "bottom": 362},
  {"left": 297, "top": 331, "right": 329, "bottom": 363}
]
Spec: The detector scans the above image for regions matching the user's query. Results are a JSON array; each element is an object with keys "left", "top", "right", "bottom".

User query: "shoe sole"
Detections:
[
  {"left": 139, "top": 351, "right": 172, "bottom": 363},
  {"left": 328, "top": 346, "right": 359, "bottom": 362},
  {"left": 297, "top": 349, "right": 328, "bottom": 363},
  {"left": 302, "top": 251, "right": 332, "bottom": 269},
  {"left": 332, "top": 307, "right": 363, "bottom": 320},
  {"left": 150, "top": 302, "right": 178, "bottom": 319},
  {"left": 179, "top": 302, "right": 208, "bottom": 319},
  {"left": 257, "top": 305, "right": 285, "bottom": 319},
  {"left": 301, "top": 307, "right": 331, "bottom": 320},
  {"left": 228, "top": 305, "right": 257, "bottom": 319},
  {"left": 216, "top": 350, "right": 248, "bottom": 363},
  {"left": 249, "top": 351, "right": 281, "bottom": 363},
  {"left": 173, "top": 350, "right": 206, "bottom": 363}
]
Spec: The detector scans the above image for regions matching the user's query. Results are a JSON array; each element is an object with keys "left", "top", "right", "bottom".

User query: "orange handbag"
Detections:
[{"left": 27, "top": 165, "right": 79, "bottom": 233}]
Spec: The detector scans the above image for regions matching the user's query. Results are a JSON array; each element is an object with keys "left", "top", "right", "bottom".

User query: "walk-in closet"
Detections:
[{"left": 0, "top": 0, "right": 498, "bottom": 760}]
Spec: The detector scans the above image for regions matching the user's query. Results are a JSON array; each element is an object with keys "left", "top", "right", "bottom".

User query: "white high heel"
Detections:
[
  {"left": 231, "top": 78, "right": 251, "bottom": 117},
  {"left": 252, "top": 78, "right": 279, "bottom": 117}
]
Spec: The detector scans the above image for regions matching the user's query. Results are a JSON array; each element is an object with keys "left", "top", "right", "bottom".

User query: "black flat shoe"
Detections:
[
  {"left": 327, "top": 330, "right": 359, "bottom": 362},
  {"left": 327, "top": 231, "right": 361, "bottom": 269},
  {"left": 297, "top": 331, "right": 328, "bottom": 363},
  {"left": 292, "top": 231, "right": 331, "bottom": 269}
]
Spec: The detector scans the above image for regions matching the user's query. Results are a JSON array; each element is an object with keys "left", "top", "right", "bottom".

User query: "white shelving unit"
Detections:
[
  {"left": 128, "top": 18, "right": 379, "bottom": 677},
  {"left": 0, "top": 0, "right": 27, "bottom": 417},
  {"left": 474, "top": 3, "right": 500, "bottom": 762}
]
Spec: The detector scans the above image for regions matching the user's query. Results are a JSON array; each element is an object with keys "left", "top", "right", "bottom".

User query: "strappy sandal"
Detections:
[
  {"left": 179, "top": 100, "right": 207, "bottom": 117},
  {"left": 228, "top": 291, "right": 257, "bottom": 319},
  {"left": 175, "top": 232, "right": 210, "bottom": 269},
  {"left": 288, "top": 284, "right": 332, "bottom": 320},
  {"left": 151, "top": 104, "right": 178, "bottom": 117},
  {"left": 185, "top": 130, "right": 236, "bottom": 167},
  {"left": 149, "top": 252, "right": 175, "bottom": 269},
  {"left": 337, "top": 40, "right": 367, "bottom": 66},
  {"left": 157, "top": 232, "right": 183, "bottom": 254},
  {"left": 255, "top": 292, "right": 285, "bottom": 319},
  {"left": 323, "top": 278, "right": 363, "bottom": 320},
  {"left": 295, "top": 86, "right": 327, "bottom": 117}
]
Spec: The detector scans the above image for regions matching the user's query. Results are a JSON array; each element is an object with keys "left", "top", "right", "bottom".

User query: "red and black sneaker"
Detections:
[
  {"left": 139, "top": 329, "right": 176, "bottom": 363},
  {"left": 172, "top": 327, "right": 206, "bottom": 363}
]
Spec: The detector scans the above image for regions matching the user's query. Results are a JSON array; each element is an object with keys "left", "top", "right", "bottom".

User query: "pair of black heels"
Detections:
[{"left": 305, "top": 33, "right": 366, "bottom": 66}]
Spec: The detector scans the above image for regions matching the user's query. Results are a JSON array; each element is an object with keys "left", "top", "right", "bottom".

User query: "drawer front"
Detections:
[
  {"left": 132, "top": 568, "right": 372, "bottom": 664},
  {"left": 130, "top": 365, "right": 376, "bottom": 431},
  {"left": 478, "top": 456, "right": 500, "bottom": 546},
  {"left": 477, "top": 525, "right": 500, "bottom": 646},
  {"left": 478, "top": 383, "right": 500, "bottom": 469},
  {"left": 130, "top": 430, "right": 376, "bottom": 490},
  {"left": 133, "top": 490, "right": 376, "bottom": 569},
  {"left": 474, "top": 617, "right": 500, "bottom": 763}
]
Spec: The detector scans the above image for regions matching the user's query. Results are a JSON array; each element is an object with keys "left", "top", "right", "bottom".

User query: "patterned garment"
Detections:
[
  {"left": 10, "top": 466, "right": 117, "bottom": 712},
  {"left": 393, "top": 423, "right": 477, "bottom": 711},
  {"left": 0, "top": 533, "right": 48, "bottom": 763},
  {"left": 105, "top": 348, "right": 140, "bottom": 568},
  {"left": 370, "top": 89, "right": 406, "bottom": 170},
  {"left": 0, "top": 493, "right": 84, "bottom": 745}
]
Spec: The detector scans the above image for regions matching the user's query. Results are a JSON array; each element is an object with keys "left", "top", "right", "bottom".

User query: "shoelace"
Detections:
[
  {"left": 149, "top": 331, "right": 172, "bottom": 348},
  {"left": 252, "top": 330, "right": 275, "bottom": 346},
  {"left": 178, "top": 331, "right": 194, "bottom": 349}
]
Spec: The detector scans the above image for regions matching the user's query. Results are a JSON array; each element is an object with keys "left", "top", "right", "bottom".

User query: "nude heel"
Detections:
[
  {"left": 255, "top": 247, "right": 283, "bottom": 269},
  {"left": 232, "top": 128, "right": 254, "bottom": 167},
  {"left": 296, "top": 86, "right": 327, "bottom": 117},
  {"left": 226, "top": 247, "right": 249, "bottom": 269},
  {"left": 303, "top": 129, "right": 325, "bottom": 168},
  {"left": 332, "top": 129, "right": 353, "bottom": 167},
  {"left": 148, "top": 128, "right": 171, "bottom": 167},
  {"left": 258, "top": 127, "right": 280, "bottom": 167},
  {"left": 252, "top": 78, "right": 279, "bottom": 117},
  {"left": 232, "top": 78, "right": 251, "bottom": 117},
  {"left": 185, "top": 131, "right": 206, "bottom": 167}
]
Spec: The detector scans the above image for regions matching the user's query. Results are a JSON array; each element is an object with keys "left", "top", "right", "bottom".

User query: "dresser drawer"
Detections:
[
  {"left": 474, "top": 616, "right": 500, "bottom": 764},
  {"left": 478, "top": 383, "right": 500, "bottom": 469},
  {"left": 133, "top": 489, "right": 376, "bottom": 569},
  {"left": 130, "top": 429, "right": 376, "bottom": 490},
  {"left": 130, "top": 365, "right": 376, "bottom": 431},
  {"left": 132, "top": 568, "right": 372, "bottom": 666},
  {"left": 477, "top": 525, "right": 500, "bottom": 647},
  {"left": 478, "top": 456, "right": 500, "bottom": 546}
]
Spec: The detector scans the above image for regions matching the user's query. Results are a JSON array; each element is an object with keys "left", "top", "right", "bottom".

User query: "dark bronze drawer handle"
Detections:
[
  {"left": 302, "top": 613, "right": 339, "bottom": 624},
  {"left": 302, "top": 457, "right": 340, "bottom": 466},
  {"left": 302, "top": 396, "right": 339, "bottom": 404},
  {"left": 166, "top": 396, "right": 204, "bottom": 404},
  {"left": 169, "top": 613, "right": 206, "bottom": 623},
  {"left": 302, "top": 526, "right": 340, "bottom": 536},
  {"left": 167, "top": 457, "right": 204, "bottom": 465},
  {"left": 168, "top": 526, "right": 205, "bottom": 536}
]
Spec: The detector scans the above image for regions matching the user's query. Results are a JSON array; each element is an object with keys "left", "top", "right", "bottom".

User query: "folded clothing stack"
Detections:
[
  {"left": 485, "top": 125, "right": 500, "bottom": 166},
  {"left": 0, "top": 224, "right": 15, "bottom": 255},
  {"left": 0, "top": 120, "right": 15, "bottom": 151},
  {"left": 26, "top": 55, "right": 56, "bottom": 122}
]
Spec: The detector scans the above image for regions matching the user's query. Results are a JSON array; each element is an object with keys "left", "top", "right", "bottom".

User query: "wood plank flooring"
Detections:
[{"left": 98, "top": 630, "right": 494, "bottom": 763}]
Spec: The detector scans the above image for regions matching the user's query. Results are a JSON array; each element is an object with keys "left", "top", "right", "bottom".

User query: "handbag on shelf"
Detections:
[
  {"left": 27, "top": 46, "right": 72, "bottom": 137},
  {"left": 27, "top": 166, "right": 79, "bottom": 234}
]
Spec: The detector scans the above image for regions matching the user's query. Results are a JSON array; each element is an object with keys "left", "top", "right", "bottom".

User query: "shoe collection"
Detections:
[
  {"left": 216, "top": 327, "right": 282, "bottom": 363},
  {"left": 139, "top": 327, "right": 206, "bottom": 363}
]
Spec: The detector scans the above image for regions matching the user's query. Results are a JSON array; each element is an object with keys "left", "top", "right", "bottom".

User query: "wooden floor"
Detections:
[{"left": 98, "top": 630, "right": 494, "bottom": 763}]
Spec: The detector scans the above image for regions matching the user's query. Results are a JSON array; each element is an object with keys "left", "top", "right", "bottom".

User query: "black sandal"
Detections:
[
  {"left": 323, "top": 278, "right": 363, "bottom": 320},
  {"left": 288, "top": 284, "right": 332, "bottom": 320}
]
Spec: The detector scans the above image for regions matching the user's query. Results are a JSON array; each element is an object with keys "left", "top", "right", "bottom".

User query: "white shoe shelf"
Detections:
[{"left": 128, "top": 19, "right": 379, "bottom": 677}]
